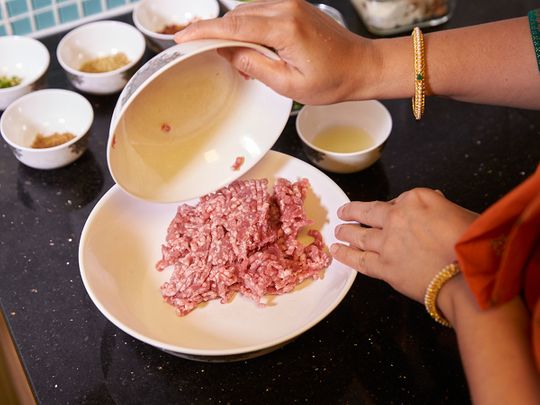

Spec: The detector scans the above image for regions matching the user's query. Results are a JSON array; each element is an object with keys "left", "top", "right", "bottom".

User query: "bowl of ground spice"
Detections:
[
  {"left": 0, "top": 89, "right": 93, "bottom": 169},
  {"left": 0, "top": 36, "right": 50, "bottom": 110},
  {"left": 133, "top": 0, "right": 219, "bottom": 53},
  {"left": 56, "top": 20, "right": 145, "bottom": 95}
]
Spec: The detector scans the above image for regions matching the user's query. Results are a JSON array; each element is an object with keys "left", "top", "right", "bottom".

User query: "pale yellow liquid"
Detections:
[
  {"left": 111, "top": 51, "right": 238, "bottom": 194},
  {"left": 311, "top": 125, "right": 373, "bottom": 153}
]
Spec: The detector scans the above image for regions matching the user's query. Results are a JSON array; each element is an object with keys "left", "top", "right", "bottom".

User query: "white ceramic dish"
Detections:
[
  {"left": 296, "top": 100, "right": 392, "bottom": 173},
  {"left": 0, "top": 36, "right": 50, "bottom": 110},
  {"left": 108, "top": 39, "right": 292, "bottom": 203},
  {"left": 56, "top": 20, "right": 145, "bottom": 95},
  {"left": 218, "top": 0, "right": 246, "bottom": 10},
  {"left": 133, "top": 0, "right": 220, "bottom": 52},
  {"left": 0, "top": 89, "right": 93, "bottom": 170},
  {"left": 80, "top": 150, "right": 356, "bottom": 361}
]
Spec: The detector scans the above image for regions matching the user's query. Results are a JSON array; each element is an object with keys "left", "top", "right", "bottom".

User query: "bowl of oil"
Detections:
[{"left": 295, "top": 100, "right": 392, "bottom": 173}]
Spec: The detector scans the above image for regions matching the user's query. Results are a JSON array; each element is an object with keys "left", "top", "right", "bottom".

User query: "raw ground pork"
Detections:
[{"left": 156, "top": 178, "right": 331, "bottom": 316}]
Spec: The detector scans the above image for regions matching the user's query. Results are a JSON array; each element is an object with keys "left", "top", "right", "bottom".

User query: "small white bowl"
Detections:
[
  {"left": 296, "top": 101, "right": 392, "bottom": 173},
  {"left": 0, "top": 89, "right": 94, "bottom": 170},
  {"left": 108, "top": 39, "right": 292, "bottom": 203},
  {"left": 0, "top": 36, "right": 50, "bottom": 111},
  {"left": 133, "top": 0, "right": 220, "bottom": 53},
  {"left": 57, "top": 21, "right": 145, "bottom": 95}
]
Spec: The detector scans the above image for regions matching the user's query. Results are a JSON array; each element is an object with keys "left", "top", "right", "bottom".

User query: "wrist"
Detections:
[
  {"left": 341, "top": 38, "right": 383, "bottom": 101},
  {"left": 351, "top": 36, "right": 414, "bottom": 101},
  {"left": 436, "top": 274, "right": 470, "bottom": 328}
]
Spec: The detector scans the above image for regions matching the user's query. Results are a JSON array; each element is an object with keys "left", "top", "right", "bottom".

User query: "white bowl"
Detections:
[
  {"left": 296, "top": 100, "right": 392, "bottom": 173},
  {"left": 57, "top": 21, "right": 145, "bottom": 95},
  {"left": 0, "top": 36, "right": 50, "bottom": 111},
  {"left": 133, "top": 0, "right": 220, "bottom": 53},
  {"left": 80, "top": 150, "right": 356, "bottom": 361},
  {"left": 0, "top": 89, "right": 94, "bottom": 170},
  {"left": 218, "top": 0, "right": 246, "bottom": 10},
  {"left": 108, "top": 39, "right": 292, "bottom": 203}
]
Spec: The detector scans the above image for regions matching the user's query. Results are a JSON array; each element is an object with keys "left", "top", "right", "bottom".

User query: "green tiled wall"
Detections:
[{"left": 0, "top": 0, "right": 140, "bottom": 36}]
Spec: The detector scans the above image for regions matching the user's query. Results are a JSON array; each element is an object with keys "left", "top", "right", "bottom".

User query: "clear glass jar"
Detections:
[{"left": 350, "top": 0, "right": 456, "bottom": 36}]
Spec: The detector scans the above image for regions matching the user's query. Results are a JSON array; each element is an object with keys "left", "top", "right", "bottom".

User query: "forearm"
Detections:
[
  {"left": 352, "top": 17, "right": 540, "bottom": 109},
  {"left": 439, "top": 276, "right": 540, "bottom": 404}
]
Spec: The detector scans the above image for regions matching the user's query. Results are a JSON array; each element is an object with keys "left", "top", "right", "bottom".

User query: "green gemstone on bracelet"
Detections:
[{"left": 417, "top": 73, "right": 423, "bottom": 81}]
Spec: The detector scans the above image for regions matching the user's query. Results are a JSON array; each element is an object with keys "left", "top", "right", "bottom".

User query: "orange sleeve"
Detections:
[
  {"left": 455, "top": 165, "right": 540, "bottom": 369},
  {"left": 455, "top": 165, "right": 540, "bottom": 310}
]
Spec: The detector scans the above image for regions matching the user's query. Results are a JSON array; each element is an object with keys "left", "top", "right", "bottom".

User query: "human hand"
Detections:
[
  {"left": 174, "top": 0, "right": 378, "bottom": 105},
  {"left": 331, "top": 188, "right": 478, "bottom": 303}
]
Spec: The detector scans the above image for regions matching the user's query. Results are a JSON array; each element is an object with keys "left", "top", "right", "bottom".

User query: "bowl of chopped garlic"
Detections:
[
  {"left": 0, "top": 89, "right": 94, "bottom": 170},
  {"left": 133, "top": 0, "right": 219, "bottom": 53},
  {"left": 0, "top": 36, "right": 50, "bottom": 111},
  {"left": 56, "top": 20, "right": 145, "bottom": 95}
]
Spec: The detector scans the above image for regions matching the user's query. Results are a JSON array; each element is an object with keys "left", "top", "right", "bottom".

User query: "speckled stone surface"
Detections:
[{"left": 1, "top": 1, "right": 539, "bottom": 404}]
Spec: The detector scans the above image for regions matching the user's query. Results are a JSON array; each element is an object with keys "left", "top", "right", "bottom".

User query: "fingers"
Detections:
[
  {"left": 175, "top": 14, "right": 278, "bottom": 45},
  {"left": 330, "top": 244, "right": 380, "bottom": 278},
  {"left": 337, "top": 201, "right": 391, "bottom": 229},
  {"left": 216, "top": 47, "right": 294, "bottom": 94},
  {"left": 334, "top": 224, "right": 384, "bottom": 253}
]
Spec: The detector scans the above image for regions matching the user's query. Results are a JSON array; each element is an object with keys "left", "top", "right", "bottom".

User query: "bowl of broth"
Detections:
[
  {"left": 295, "top": 100, "right": 392, "bottom": 173},
  {"left": 107, "top": 39, "right": 292, "bottom": 203}
]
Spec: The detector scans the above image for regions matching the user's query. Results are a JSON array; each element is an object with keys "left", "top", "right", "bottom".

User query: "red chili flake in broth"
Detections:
[
  {"left": 161, "top": 123, "right": 171, "bottom": 133},
  {"left": 232, "top": 156, "right": 245, "bottom": 171}
]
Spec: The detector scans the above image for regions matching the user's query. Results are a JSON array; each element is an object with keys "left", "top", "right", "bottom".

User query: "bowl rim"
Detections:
[
  {"left": 132, "top": 0, "right": 220, "bottom": 40},
  {"left": 295, "top": 100, "right": 393, "bottom": 156},
  {"left": 0, "top": 88, "right": 94, "bottom": 153},
  {"left": 0, "top": 35, "right": 50, "bottom": 93},
  {"left": 56, "top": 20, "right": 146, "bottom": 78}
]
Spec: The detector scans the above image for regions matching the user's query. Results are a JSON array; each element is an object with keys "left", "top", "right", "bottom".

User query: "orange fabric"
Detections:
[{"left": 455, "top": 165, "right": 540, "bottom": 367}]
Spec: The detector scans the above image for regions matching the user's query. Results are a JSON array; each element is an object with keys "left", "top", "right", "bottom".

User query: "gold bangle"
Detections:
[
  {"left": 424, "top": 262, "right": 460, "bottom": 327},
  {"left": 411, "top": 27, "right": 426, "bottom": 120}
]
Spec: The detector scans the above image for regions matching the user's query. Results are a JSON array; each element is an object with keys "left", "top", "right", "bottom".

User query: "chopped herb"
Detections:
[
  {"left": 292, "top": 101, "right": 304, "bottom": 111},
  {"left": 0, "top": 75, "right": 22, "bottom": 89}
]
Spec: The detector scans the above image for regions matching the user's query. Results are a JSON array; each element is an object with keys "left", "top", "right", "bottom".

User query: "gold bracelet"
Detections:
[
  {"left": 424, "top": 262, "right": 461, "bottom": 327},
  {"left": 411, "top": 27, "right": 426, "bottom": 120}
]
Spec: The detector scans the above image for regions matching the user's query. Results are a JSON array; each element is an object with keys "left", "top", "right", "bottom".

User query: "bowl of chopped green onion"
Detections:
[{"left": 0, "top": 36, "right": 50, "bottom": 110}]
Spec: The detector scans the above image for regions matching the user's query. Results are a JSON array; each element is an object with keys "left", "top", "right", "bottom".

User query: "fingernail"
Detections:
[
  {"left": 330, "top": 244, "right": 339, "bottom": 255},
  {"left": 337, "top": 205, "right": 344, "bottom": 217},
  {"left": 238, "top": 70, "right": 251, "bottom": 80}
]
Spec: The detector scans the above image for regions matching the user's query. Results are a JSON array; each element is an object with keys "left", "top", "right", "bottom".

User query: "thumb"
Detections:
[{"left": 217, "top": 47, "right": 296, "bottom": 97}]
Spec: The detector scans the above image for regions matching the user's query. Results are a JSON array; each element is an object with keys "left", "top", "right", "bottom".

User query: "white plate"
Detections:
[{"left": 79, "top": 151, "right": 356, "bottom": 361}]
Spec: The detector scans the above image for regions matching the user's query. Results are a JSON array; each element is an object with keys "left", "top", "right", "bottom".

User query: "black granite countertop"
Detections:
[{"left": 1, "top": 1, "right": 539, "bottom": 404}]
